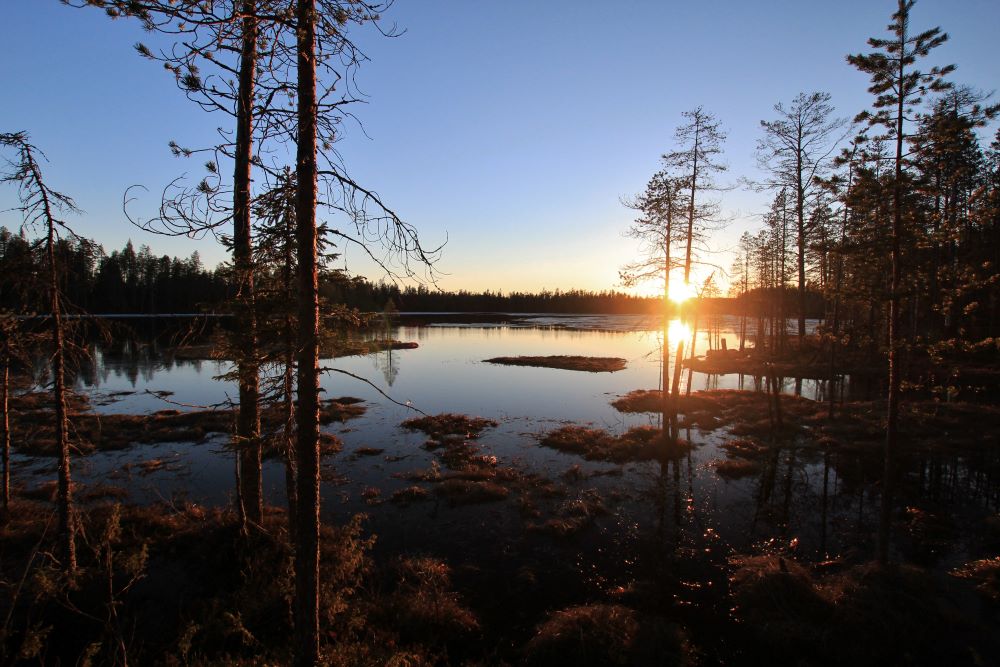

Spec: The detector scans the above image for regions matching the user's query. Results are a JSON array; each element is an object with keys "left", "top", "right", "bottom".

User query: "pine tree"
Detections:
[{"left": 848, "top": 0, "right": 953, "bottom": 566}]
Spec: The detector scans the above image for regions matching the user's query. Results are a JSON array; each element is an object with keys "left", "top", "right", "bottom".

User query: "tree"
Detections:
[
  {"left": 293, "top": 0, "right": 321, "bottom": 659},
  {"left": 71, "top": 0, "right": 270, "bottom": 525},
  {"left": 847, "top": 0, "right": 953, "bottom": 565},
  {"left": 757, "top": 92, "right": 845, "bottom": 341},
  {"left": 1, "top": 132, "right": 84, "bottom": 574},
  {"left": 621, "top": 169, "right": 687, "bottom": 433},
  {"left": 661, "top": 107, "right": 726, "bottom": 288}
]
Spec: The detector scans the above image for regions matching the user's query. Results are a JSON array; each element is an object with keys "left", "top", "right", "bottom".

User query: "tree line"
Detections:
[
  {"left": 0, "top": 229, "right": 227, "bottom": 314},
  {"left": 2, "top": 228, "right": 781, "bottom": 317}
]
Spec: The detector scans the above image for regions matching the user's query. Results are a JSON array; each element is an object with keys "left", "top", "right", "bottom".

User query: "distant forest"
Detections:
[{"left": 2, "top": 226, "right": 818, "bottom": 316}]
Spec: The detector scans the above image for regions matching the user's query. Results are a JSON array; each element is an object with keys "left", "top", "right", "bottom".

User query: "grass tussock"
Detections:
[
  {"left": 730, "top": 555, "right": 1000, "bottom": 665},
  {"left": 390, "top": 485, "right": 431, "bottom": 504},
  {"left": 526, "top": 489, "right": 607, "bottom": 538},
  {"left": 401, "top": 413, "right": 498, "bottom": 439},
  {"left": 523, "top": 604, "right": 692, "bottom": 667},
  {"left": 352, "top": 447, "right": 385, "bottom": 458},
  {"left": 383, "top": 557, "right": 479, "bottom": 645},
  {"left": 713, "top": 458, "right": 761, "bottom": 480},
  {"left": 540, "top": 425, "right": 689, "bottom": 463},
  {"left": 9, "top": 391, "right": 364, "bottom": 457},
  {"left": 433, "top": 478, "right": 510, "bottom": 505},
  {"left": 485, "top": 355, "right": 627, "bottom": 373}
]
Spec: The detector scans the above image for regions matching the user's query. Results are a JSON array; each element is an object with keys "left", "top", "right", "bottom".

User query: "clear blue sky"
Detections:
[{"left": 2, "top": 0, "right": 997, "bottom": 294}]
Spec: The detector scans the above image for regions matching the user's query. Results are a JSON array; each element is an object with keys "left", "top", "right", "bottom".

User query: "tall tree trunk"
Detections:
[
  {"left": 45, "top": 200, "right": 76, "bottom": 574},
  {"left": 683, "top": 122, "right": 700, "bottom": 286},
  {"left": 796, "top": 143, "right": 807, "bottom": 341},
  {"left": 284, "top": 209, "right": 298, "bottom": 542},
  {"left": 661, "top": 207, "right": 672, "bottom": 423},
  {"left": 294, "top": 0, "right": 321, "bottom": 662},
  {"left": 669, "top": 341, "right": 685, "bottom": 443},
  {"left": 879, "top": 9, "right": 907, "bottom": 566},
  {"left": 1, "top": 343, "right": 9, "bottom": 511},
  {"left": 234, "top": 0, "right": 262, "bottom": 526}
]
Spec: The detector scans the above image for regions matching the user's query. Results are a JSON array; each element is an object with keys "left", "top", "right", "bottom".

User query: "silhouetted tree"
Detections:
[
  {"left": 661, "top": 107, "right": 727, "bottom": 288},
  {"left": 848, "top": 0, "right": 953, "bottom": 565},
  {"left": 757, "top": 92, "right": 845, "bottom": 341}
]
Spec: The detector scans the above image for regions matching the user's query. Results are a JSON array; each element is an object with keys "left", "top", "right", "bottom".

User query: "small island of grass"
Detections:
[{"left": 484, "top": 355, "right": 627, "bottom": 373}]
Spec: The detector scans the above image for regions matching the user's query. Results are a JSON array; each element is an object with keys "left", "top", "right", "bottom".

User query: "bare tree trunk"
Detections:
[
  {"left": 1, "top": 344, "right": 9, "bottom": 511},
  {"left": 796, "top": 149, "right": 807, "bottom": 342},
  {"left": 47, "top": 203, "right": 76, "bottom": 574},
  {"left": 234, "top": 0, "right": 263, "bottom": 527},
  {"left": 294, "top": 0, "right": 320, "bottom": 662},
  {"left": 683, "top": 122, "right": 700, "bottom": 287},
  {"left": 669, "top": 341, "right": 685, "bottom": 443},
  {"left": 284, "top": 215, "right": 298, "bottom": 541},
  {"left": 685, "top": 305, "right": 699, "bottom": 397},
  {"left": 661, "top": 208, "right": 672, "bottom": 423}
]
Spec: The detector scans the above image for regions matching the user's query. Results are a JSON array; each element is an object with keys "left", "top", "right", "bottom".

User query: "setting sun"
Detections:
[{"left": 668, "top": 280, "right": 698, "bottom": 304}]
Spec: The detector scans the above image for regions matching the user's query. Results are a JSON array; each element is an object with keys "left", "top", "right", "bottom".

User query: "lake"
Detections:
[{"left": 13, "top": 313, "right": 994, "bottom": 612}]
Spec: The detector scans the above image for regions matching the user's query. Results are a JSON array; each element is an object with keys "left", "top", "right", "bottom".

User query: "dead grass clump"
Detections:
[
  {"left": 318, "top": 397, "right": 367, "bottom": 424},
  {"left": 714, "top": 458, "right": 761, "bottom": 480},
  {"left": 353, "top": 447, "right": 385, "bottom": 457},
  {"left": 485, "top": 355, "right": 627, "bottom": 373},
  {"left": 951, "top": 557, "right": 1000, "bottom": 602},
  {"left": 527, "top": 490, "right": 607, "bottom": 538},
  {"left": 824, "top": 563, "right": 995, "bottom": 665},
  {"left": 386, "top": 557, "right": 479, "bottom": 644},
  {"left": 433, "top": 479, "right": 510, "bottom": 505},
  {"left": 610, "top": 390, "right": 721, "bottom": 415},
  {"left": 731, "top": 556, "right": 998, "bottom": 665},
  {"left": 729, "top": 555, "right": 830, "bottom": 661},
  {"left": 720, "top": 437, "right": 768, "bottom": 460},
  {"left": 361, "top": 487, "right": 382, "bottom": 505},
  {"left": 390, "top": 486, "right": 431, "bottom": 504},
  {"left": 523, "top": 604, "right": 691, "bottom": 667},
  {"left": 540, "top": 425, "right": 688, "bottom": 463},
  {"left": 401, "top": 413, "right": 498, "bottom": 439}
]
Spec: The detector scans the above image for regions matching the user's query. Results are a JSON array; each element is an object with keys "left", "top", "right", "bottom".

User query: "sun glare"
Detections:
[
  {"left": 668, "top": 281, "right": 698, "bottom": 304},
  {"left": 667, "top": 319, "right": 692, "bottom": 349}
]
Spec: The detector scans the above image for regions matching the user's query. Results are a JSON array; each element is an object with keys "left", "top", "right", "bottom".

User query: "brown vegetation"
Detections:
[
  {"left": 526, "top": 489, "right": 608, "bottom": 538},
  {"left": 8, "top": 391, "right": 365, "bottom": 457},
  {"left": 401, "top": 413, "right": 498, "bottom": 439},
  {"left": 539, "top": 424, "right": 689, "bottom": 463},
  {"left": 485, "top": 355, "right": 627, "bottom": 372},
  {"left": 730, "top": 555, "right": 1000, "bottom": 664},
  {"left": 523, "top": 604, "right": 692, "bottom": 667}
]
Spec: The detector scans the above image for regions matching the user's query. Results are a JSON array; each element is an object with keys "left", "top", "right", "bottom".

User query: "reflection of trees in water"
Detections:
[
  {"left": 635, "top": 425, "right": 1000, "bottom": 576},
  {"left": 373, "top": 347, "right": 399, "bottom": 387}
]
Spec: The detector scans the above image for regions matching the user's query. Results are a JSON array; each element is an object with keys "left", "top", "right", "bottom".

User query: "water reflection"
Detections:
[{"left": 12, "top": 314, "right": 995, "bottom": 600}]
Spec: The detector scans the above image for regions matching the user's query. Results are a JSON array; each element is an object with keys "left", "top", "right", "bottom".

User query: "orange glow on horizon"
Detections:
[{"left": 668, "top": 281, "right": 698, "bottom": 304}]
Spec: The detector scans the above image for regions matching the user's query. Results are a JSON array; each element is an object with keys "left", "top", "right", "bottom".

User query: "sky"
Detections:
[{"left": 2, "top": 0, "right": 998, "bottom": 296}]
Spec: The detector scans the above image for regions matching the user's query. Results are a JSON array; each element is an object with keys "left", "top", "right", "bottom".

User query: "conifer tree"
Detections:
[
  {"left": 1, "top": 132, "right": 83, "bottom": 574},
  {"left": 848, "top": 0, "right": 953, "bottom": 565},
  {"left": 757, "top": 92, "right": 845, "bottom": 341}
]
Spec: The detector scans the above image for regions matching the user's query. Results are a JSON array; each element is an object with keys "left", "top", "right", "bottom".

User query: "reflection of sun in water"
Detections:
[
  {"left": 666, "top": 319, "right": 691, "bottom": 351},
  {"left": 668, "top": 281, "right": 698, "bottom": 304}
]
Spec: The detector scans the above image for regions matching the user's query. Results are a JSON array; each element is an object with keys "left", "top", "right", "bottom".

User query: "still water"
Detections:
[{"left": 17, "top": 314, "right": 996, "bottom": 596}]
